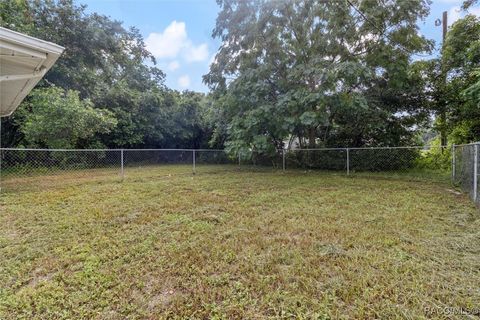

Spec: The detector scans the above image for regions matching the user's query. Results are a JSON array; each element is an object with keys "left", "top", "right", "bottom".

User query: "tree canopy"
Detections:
[
  {"left": 442, "top": 15, "right": 480, "bottom": 143},
  {"left": 204, "top": 0, "right": 434, "bottom": 155},
  {"left": 19, "top": 87, "right": 117, "bottom": 149}
]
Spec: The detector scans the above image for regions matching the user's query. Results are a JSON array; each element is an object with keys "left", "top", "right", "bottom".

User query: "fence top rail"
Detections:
[
  {"left": 0, "top": 148, "right": 227, "bottom": 152},
  {"left": 284, "top": 145, "right": 443, "bottom": 151},
  {"left": 0, "top": 146, "right": 447, "bottom": 152},
  {"left": 124, "top": 149, "right": 227, "bottom": 152},
  {"left": 453, "top": 142, "right": 480, "bottom": 147},
  {"left": 284, "top": 147, "right": 348, "bottom": 151}
]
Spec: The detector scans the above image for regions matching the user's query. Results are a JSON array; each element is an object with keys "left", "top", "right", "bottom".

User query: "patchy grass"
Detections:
[{"left": 0, "top": 167, "right": 479, "bottom": 319}]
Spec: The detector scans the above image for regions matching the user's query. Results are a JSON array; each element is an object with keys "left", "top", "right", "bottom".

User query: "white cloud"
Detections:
[
  {"left": 436, "top": 0, "right": 462, "bottom": 3},
  {"left": 168, "top": 60, "right": 180, "bottom": 71},
  {"left": 184, "top": 43, "right": 209, "bottom": 62},
  {"left": 145, "top": 21, "right": 187, "bottom": 59},
  {"left": 448, "top": 6, "right": 462, "bottom": 26},
  {"left": 146, "top": 20, "right": 209, "bottom": 63},
  {"left": 178, "top": 75, "right": 191, "bottom": 88},
  {"left": 470, "top": 6, "right": 480, "bottom": 16},
  {"left": 448, "top": 5, "right": 480, "bottom": 26}
]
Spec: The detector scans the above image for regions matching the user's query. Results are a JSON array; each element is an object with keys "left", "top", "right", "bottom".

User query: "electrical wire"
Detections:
[{"left": 344, "top": 0, "right": 433, "bottom": 58}]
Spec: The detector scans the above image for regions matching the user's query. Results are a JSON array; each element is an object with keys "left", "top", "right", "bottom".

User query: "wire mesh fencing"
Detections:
[
  {"left": 0, "top": 148, "right": 121, "bottom": 173},
  {"left": 195, "top": 149, "right": 238, "bottom": 173},
  {"left": 123, "top": 149, "right": 193, "bottom": 177},
  {"left": 0, "top": 145, "right": 476, "bottom": 206},
  {"left": 285, "top": 146, "right": 452, "bottom": 178},
  {"left": 452, "top": 143, "right": 479, "bottom": 205},
  {"left": 0, "top": 148, "right": 122, "bottom": 189},
  {"left": 0, "top": 148, "right": 244, "bottom": 192},
  {"left": 285, "top": 148, "right": 348, "bottom": 171}
]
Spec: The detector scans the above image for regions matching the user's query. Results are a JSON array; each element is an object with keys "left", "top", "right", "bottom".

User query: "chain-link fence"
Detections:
[
  {"left": 452, "top": 143, "right": 479, "bottom": 206},
  {"left": 0, "top": 145, "right": 476, "bottom": 206},
  {"left": 0, "top": 148, "right": 237, "bottom": 191}
]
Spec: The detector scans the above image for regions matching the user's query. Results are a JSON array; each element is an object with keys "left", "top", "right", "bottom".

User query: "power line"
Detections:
[{"left": 344, "top": 0, "right": 433, "bottom": 58}]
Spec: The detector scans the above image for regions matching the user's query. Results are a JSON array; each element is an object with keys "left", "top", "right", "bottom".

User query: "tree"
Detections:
[
  {"left": 204, "top": 0, "right": 432, "bottom": 155},
  {"left": 462, "top": 0, "right": 479, "bottom": 9},
  {"left": 169, "top": 91, "right": 212, "bottom": 149},
  {"left": 441, "top": 14, "right": 480, "bottom": 143},
  {"left": 18, "top": 87, "right": 117, "bottom": 149}
]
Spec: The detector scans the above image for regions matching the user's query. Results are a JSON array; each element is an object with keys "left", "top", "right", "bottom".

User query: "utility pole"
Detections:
[
  {"left": 436, "top": 11, "right": 448, "bottom": 148},
  {"left": 441, "top": 11, "right": 448, "bottom": 148},
  {"left": 442, "top": 11, "right": 447, "bottom": 41}
]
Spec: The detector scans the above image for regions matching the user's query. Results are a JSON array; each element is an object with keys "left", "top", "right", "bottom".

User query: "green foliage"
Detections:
[
  {"left": 414, "top": 142, "right": 452, "bottom": 171},
  {"left": 205, "top": 0, "right": 433, "bottom": 154},
  {"left": 18, "top": 87, "right": 117, "bottom": 149},
  {"left": 440, "top": 14, "right": 480, "bottom": 143},
  {"left": 463, "top": 0, "right": 479, "bottom": 9},
  {"left": 0, "top": 0, "right": 214, "bottom": 149},
  {"left": 462, "top": 68, "right": 480, "bottom": 104}
]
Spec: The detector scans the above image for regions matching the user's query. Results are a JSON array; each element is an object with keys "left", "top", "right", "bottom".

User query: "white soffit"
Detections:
[{"left": 0, "top": 27, "right": 64, "bottom": 117}]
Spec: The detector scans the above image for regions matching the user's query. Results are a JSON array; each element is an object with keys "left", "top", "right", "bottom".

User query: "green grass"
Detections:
[{"left": 0, "top": 166, "right": 479, "bottom": 319}]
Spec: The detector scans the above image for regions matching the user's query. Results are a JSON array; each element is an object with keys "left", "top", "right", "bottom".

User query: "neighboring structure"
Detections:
[{"left": 0, "top": 26, "right": 64, "bottom": 117}]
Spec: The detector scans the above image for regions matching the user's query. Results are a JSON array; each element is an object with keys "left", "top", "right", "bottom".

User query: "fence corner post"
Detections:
[
  {"left": 451, "top": 144, "right": 455, "bottom": 183},
  {"left": 193, "top": 149, "right": 196, "bottom": 175},
  {"left": 282, "top": 149, "right": 286, "bottom": 172},
  {"left": 120, "top": 149, "right": 124, "bottom": 181},
  {"left": 474, "top": 144, "right": 478, "bottom": 203},
  {"left": 346, "top": 148, "right": 350, "bottom": 175}
]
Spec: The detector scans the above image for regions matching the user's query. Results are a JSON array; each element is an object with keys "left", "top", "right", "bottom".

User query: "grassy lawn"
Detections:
[{"left": 0, "top": 167, "right": 479, "bottom": 319}]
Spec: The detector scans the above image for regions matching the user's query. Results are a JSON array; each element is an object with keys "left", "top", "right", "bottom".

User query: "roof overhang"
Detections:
[{"left": 0, "top": 27, "right": 65, "bottom": 117}]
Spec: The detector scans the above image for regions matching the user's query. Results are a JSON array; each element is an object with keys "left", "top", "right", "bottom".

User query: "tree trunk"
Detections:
[{"left": 308, "top": 127, "right": 316, "bottom": 149}]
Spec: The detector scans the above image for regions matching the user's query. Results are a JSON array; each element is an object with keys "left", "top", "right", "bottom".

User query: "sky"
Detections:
[{"left": 79, "top": 0, "right": 480, "bottom": 93}]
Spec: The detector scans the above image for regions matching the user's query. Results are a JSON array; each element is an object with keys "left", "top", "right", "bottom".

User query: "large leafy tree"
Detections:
[{"left": 204, "top": 0, "right": 432, "bottom": 154}]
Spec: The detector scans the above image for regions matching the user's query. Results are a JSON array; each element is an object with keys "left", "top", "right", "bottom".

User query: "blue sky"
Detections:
[{"left": 79, "top": 0, "right": 480, "bottom": 93}]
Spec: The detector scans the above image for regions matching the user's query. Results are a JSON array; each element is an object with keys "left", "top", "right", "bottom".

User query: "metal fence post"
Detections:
[
  {"left": 451, "top": 144, "right": 455, "bottom": 183},
  {"left": 120, "top": 149, "right": 124, "bottom": 180},
  {"left": 0, "top": 120, "right": 2, "bottom": 194},
  {"left": 282, "top": 149, "right": 286, "bottom": 172},
  {"left": 474, "top": 144, "right": 478, "bottom": 203},
  {"left": 346, "top": 148, "right": 350, "bottom": 175},
  {"left": 193, "top": 149, "right": 196, "bottom": 174}
]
